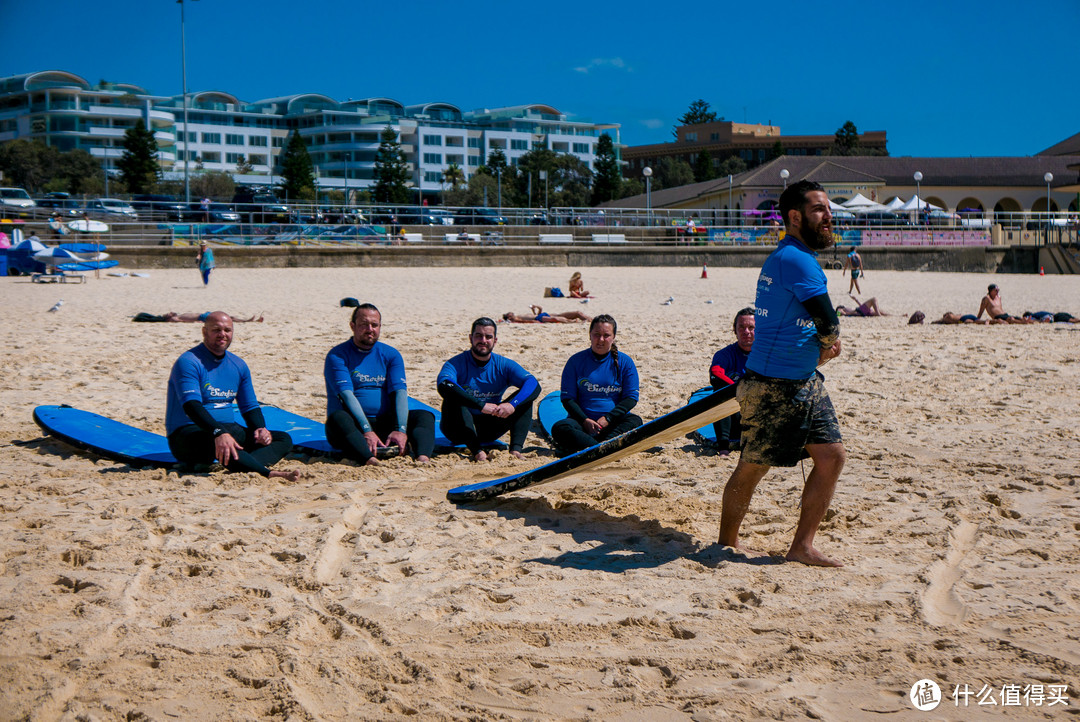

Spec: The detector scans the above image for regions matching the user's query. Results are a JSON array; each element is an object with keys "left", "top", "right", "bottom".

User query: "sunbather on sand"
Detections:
[
  {"left": 501, "top": 306, "right": 592, "bottom": 323},
  {"left": 134, "top": 312, "right": 264, "bottom": 323}
]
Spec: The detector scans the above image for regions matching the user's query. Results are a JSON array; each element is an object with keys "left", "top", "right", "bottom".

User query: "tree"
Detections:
[
  {"left": 832, "top": 120, "right": 860, "bottom": 156},
  {"left": 277, "top": 130, "right": 316, "bottom": 199},
  {"left": 591, "top": 134, "right": 622, "bottom": 204},
  {"left": 514, "top": 147, "right": 558, "bottom": 207},
  {"left": 717, "top": 155, "right": 748, "bottom": 178},
  {"left": 190, "top": 170, "right": 235, "bottom": 200},
  {"left": 618, "top": 178, "right": 644, "bottom": 200},
  {"left": 235, "top": 154, "right": 254, "bottom": 175},
  {"left": 652, "top": 157, "right": 694, "bottom": 191},
  {"left": 0, "top": 139, "right": 59, "bottom": 191},
  {"left": 442, "top": 162, "right": 465, "bottom": 192},
  {"left": 770, "top": 140, "right": 786, "bottom": 160},
  {"left": 55, "top": 150, "right": 102, "bottom": 195},
  {"left": 371, "top": 125, "right": 410, "bottom": 204},
  {"left": 674, "top": 99, "right": 718, "bottom": 138},
  {"left": 116, "top": 119, "right": 161, "bottom": 194},
  {"left": 550, "top": 154, "right": 593, "bottom": 207},
  {"left": 692, "top": 149, "right": 714, "bottom": 183}
]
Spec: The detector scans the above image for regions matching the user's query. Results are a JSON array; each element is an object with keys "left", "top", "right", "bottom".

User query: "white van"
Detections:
[{"left": 0, "top": 187, "right": 36, "bottom": 209}]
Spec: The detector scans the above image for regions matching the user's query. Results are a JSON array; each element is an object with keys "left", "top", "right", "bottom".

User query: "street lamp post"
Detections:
[
  {"left": 728, "top": 174, "right": 733, "bottom": 226},
  {"left": 913, "top": 171, "right": 923, "bottom": 235},
  {"left": 179, "top": 0, "right": 199, "bottom": 204},
  {"left": 495, "top": 166, "right": 502, "bottom": 211},
  {"left": 1044, "top": 172, "right": 1054, "bottom": 246},
  {"left": 642, "top": 166, "right": 652, "bottom": 225},
  {"left": 780, "top": 168, "right": 789, "bottom": 189}
]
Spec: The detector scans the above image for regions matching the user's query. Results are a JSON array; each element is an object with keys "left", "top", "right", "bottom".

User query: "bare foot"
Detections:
[
  {"left": 269, "top": 469, "right": 300, "bottom": 482},
  {"left": 472, "top": 450, "right": 488, "bottom": 462},
  {"left": 364, "top": 457, "right": 380, "bottom": 466},
  {"left": 415, "top": 455, "right": 431, "bottom": 464},
  {"left": 509, "top": 450, "right": 523, "bottom": 460},
  {"left": 719, "top": 542, "right": 769, "bottom": 559},
  {"left": 255, "top": 315, "right": 264, "bottom": 323},
  {"left": 785, "top": 544, "right": 843, "bottom": 567}
]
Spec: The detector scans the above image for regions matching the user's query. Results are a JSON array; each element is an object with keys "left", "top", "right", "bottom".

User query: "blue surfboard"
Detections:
[
  {"left": 447, "top": 383, "right": 740, "bottom": 503},
  {"left": 33, "top": 405, "right": 177, "bottom": 467},
  {"left": 537, "top": 391, "right": 567, "bottom": 437},
  {"left": 687, "top": 387, "right": 718, "bottom": 443}
]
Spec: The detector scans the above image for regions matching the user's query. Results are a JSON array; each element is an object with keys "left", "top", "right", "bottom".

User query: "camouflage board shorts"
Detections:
[{"left": 737, "top": 370, "right": 842, "bottom": 467}]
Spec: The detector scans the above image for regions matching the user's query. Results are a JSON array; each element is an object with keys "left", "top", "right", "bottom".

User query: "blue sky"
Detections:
[{"left": 3, "top": 0, "right": 1077, "bottom": 158}]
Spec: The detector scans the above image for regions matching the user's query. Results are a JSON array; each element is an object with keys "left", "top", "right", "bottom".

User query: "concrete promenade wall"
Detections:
[{"left": 106, "top": 244, "right": 1041, "bottom": 274}]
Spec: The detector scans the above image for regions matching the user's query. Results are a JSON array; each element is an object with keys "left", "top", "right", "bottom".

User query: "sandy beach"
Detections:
[{"left": 1, "top": 263, "right": 1078, "bottom": 720}]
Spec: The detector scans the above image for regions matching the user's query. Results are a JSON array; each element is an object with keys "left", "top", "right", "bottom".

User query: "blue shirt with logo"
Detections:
[
  {"left": 560, "top": 349, "right": 639, "bottom": 417},
  {"left": 746, "top": 236, "right": 828, "bottom": 380},
  {"left": 438, "top": 351, "right": 534, "bottom": 415},
  {"left": 711, "top": 342, "right": 750, "bottom": 382},
  {"left": 166, "top": 344, "right": 258, "bottom": 434},
  {"left": 324, "top": 340, "right": 407, "bottom": 417}
]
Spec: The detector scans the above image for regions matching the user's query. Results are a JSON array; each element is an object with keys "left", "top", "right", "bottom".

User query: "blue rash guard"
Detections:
[
  {"left": 166, "top": 344, "right": 259, "bottom": 434},
  {"left": 324, "top": 340, "right": 406, "bottom": 418},
  {"left": 747, "top": 235, "right": 829, "bottom": 380},
  {"left": 437, "top": 351, "right": 537, "bottom": 415},
  {"left": 560, "top": 348, "right": 639, "bottom": 417},
  {"left": 711, "top": 342, "right": 750, "bottom": 383}
]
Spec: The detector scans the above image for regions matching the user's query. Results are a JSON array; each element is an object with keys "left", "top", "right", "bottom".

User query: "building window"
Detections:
[
  {"left": 446, "top": 154, "right": 464, "bottom": 165},
  {"left": 423, "top": 153, "right": 442, "bottom": 164},
  {"left": 423, "top": 134, "right": 442, "bottom": 146},
  {"left": 226, "top": 152, "right": 243, "bottom": 163},
  {"left": 710, "top": 133, "right": 719, "bottom": 141},
  {"left": 511, "top": 139, "right": 528, "bottom": 150},
  {"left": 225, "top": 133, "right": 244, "bottom": 145},
  {"left": 488, "top": 138, "right": 506, "bottom": 149},
  {"left": 201, "top": 132, "right": 221, "bottom": 144},
  {"left": 468, "top": 156, "right": 480, "bottom": 166},
  {"left": 202, "top": 151, "right": 220, "bottom": 162},
  {"left": 272, "top": 136, "right": 285, "bottom": 147},
  {"left": 424, "top": 171, "right": 442, "bottom": 182},
  {"left": 248, "top": 154, "right": 267, "bottom": 165},
  {"left": 445, "top": 136, "right": 464, "bottom": 147},
  {"left": 249, "top": 135, "right": 268, "bottom": 147},
  {"left": 572, "top": 142, "right": 590, "bottom": 154},
  {"left": 686, "top": 132, "right": 697, "bottom": 141},
  {"left": 468, "top": 137, "right": 481, "bottom": 148}
]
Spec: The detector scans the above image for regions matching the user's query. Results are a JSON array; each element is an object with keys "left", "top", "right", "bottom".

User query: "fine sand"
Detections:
[{"left": 1, "top": 265, "right": 1078, "bottom": 720}]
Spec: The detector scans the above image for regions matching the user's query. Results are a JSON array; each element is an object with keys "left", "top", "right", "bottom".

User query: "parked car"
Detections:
[
  {"left": 455, "top": 207, "right": 506, "bottom": 225},
  {"left": 132, "top": 194, "right": 193, "bottom": 222},
  {"left": 0, "top": 187, "right": 36, "bottom": 210},
  {"left": 84, "top": 198, "right": 138, "bottom": 220},
  {"left": 36, "top": 198, "right": 84, "bottom": 216},
  {"left": 189, "top": 202, "right": 241, "bottom": 223},
  {"left": 408, "top": 208, "right": 454, "bottom": 225},
  {"left": 231, "top": 191, "right": 289, "bottom": 223}
]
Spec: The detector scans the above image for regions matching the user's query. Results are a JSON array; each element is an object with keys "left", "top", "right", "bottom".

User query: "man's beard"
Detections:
[{"left": 800, "top": 216, "right": 834, "bottom": 250}]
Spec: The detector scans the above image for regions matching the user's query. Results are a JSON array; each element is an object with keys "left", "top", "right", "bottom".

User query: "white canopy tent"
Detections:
[
  {"left": 882, "top": 197, "right": 907, "bottom": 211},
  {"left": 899, "top": 195, "right": 942, "bottom": 211},
  {"left": 841, "top": 193, "right": 880, "bottom": 209}
]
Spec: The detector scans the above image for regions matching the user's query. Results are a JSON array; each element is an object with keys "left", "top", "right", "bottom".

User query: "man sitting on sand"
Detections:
[
  {"left": 501, "top": 306, "right": 592, "bottom": 323},
  {"left": 835, "top": 295, "right": 887, "bottom": 317},
  {"left": 134, "top": 312, "right": 263, "bottom": 323},
  {"left": 437, "top": 317, "right": 541, "bottom": 461},
  {"left": 977, "top": 284, "right": 1033, "bottom": 324},
  {"left": 165, "top": 312, "right": 299, "bottom": 481}
]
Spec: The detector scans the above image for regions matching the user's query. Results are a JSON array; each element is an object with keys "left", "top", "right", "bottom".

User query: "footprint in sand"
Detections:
[{"left": 921, "top": 520, "right": 978, "bottom": 627}]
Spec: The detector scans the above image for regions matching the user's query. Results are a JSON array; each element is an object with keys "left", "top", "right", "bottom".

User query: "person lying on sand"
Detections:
[
  {"left": 835, "top": 295, "right": 887, "bottom": 317},
  {"left": 1022, "top": 311, "right": 1080, "bottom": 323},
  {"left": 501, "top": 306, "right": 592, "bottom": 323},
  {"left": 134, "top": 312, "right": 264, "bottom": 323}
]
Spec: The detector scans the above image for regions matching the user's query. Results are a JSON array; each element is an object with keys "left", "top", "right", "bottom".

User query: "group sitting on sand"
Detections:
[{"left": 909, "top": 284, "right": 1079, "bottom": 325}]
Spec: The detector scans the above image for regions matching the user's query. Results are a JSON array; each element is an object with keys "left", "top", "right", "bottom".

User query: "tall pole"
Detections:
[
  {"left": 1044, "top": 172, "right": 1054, "bottom": 247},
  {"left": 179, "top": 0, "right": 194, "bottom": 204},
  {"left": 642, "top": 166, "right": 652, "bottom": 227},
  {"left": 496, "top": 166, "right": 502, "bottom": 211},
  {"left": 728, "top": 174, "right": 733, "bottom": 226}
]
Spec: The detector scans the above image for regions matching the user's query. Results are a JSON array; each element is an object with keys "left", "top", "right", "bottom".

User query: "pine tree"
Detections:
[
  {"left": 277, "top": 130, "right": 316, "bottom": 199},
  {"left": 591, "top": 134, "right": 622, "bottom": 204},
  {"left": 116, "top": 119, "right": 160, "bottom": 194},
  {"left": 692, "top": 150, "right": 714, "bottom": 183},
  {"left": 372, "top": 125, "right": 411, "bottom": 204},
  {"left": 674, "top": 99, "right": 718, "bottom": 138}
]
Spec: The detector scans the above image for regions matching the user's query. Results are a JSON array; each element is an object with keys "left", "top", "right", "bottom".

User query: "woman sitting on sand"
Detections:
[
  {"left": 568, "top": 271, "right": 592, "bottom": 298},
  {"left": 502, "top": 306, "right": 591, "bottom": 324}
]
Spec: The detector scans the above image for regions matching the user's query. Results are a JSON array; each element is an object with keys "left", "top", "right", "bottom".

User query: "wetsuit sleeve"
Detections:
[
  {"left": 505, "top": 375, "right": 540, "bottom": 408},
  {"left": 182, "top": 400, "right": 223, "bottom": 433},
  {"left": 437, "top": 379, "right": 483, "bottom": 410},
  {"left": 240, "top": 407, "right": 266, "bottom": 431},
  {"left": 802, "top": 293, "right": 840, "bottom": 347},
  {"left": 339, "top": 389, "right": 372, "bottom": 433},
  {"left": 234, "top": 359, "right": 260, "bottom": 415},
  {"left": 391, "top": 388, "right": 408, "bottom": 432},
  {"left": 562, "top": 397, "right": 588, "bottom": 424},
  {"left": 604, "top": 397, "right": 638, "bottom": 425}
]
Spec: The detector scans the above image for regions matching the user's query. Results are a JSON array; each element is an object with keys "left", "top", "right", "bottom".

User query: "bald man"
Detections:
[{"left": 165, "top": 311, "right": 299, "bottom": 480}]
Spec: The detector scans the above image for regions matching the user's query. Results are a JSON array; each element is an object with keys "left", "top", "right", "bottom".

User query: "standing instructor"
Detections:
[{"left": 718, "top": 180, "right": 845, "bottom": 567}]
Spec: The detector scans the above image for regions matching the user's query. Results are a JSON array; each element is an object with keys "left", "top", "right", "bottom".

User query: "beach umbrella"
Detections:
[
  {"left": 33, "top": 247, "right": 84, "bottom": 269},
  {"left": 13, "top": 238, "right": 47, "bottom": 253}
]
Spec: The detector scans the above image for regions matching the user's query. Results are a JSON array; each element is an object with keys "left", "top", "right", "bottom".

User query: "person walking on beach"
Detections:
[
  {"left": 841, "top": 246, "right": 863, "bottom": 294},
  {"left": 437, "top": 317, "right": 541, "bottom": 461},
  {"left": 197, "top": 240, "right": 215, "bottom": 286},
  {"left": 717, "top": 180, "right": 846, "bottom": 567},
  {"left": 550, "top": 314, "right": 643, "bottom": 456},
  {"left": 324, "top": 303, "right": 436, "bottom": 465},
  {"left": 165, "top": 312, "right": 299, "bottom": 481}
]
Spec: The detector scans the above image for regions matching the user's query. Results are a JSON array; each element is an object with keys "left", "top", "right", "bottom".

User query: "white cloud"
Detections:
[
  {"left": 573, "top": 57, "right": 629, "bottom": 74},
  {"left": 641, "top": 118, "right": 663, "bottom": 129}
]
